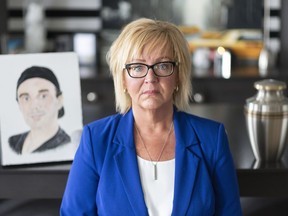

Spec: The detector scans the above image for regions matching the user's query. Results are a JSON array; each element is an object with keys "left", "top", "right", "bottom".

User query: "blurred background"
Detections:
[
  {"left": 1, "top": 0, "right": 288, "bottom": 215},
  {"left": 0, "top": 0, "right": 284, "bottom": 77}
]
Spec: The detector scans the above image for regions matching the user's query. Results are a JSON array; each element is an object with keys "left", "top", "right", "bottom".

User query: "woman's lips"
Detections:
[{"left": 143, "top": 89, "right": 159, "bottom": 95}]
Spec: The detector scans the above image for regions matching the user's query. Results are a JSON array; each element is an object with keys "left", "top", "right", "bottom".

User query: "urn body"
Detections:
[{"left": 245, "top": 79, "right": 288, "bottom": 162}]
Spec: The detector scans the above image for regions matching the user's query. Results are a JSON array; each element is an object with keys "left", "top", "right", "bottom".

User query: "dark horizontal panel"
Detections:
[
  {"left": 8, "top": 31, "right": 100, "bottom": 38},
  {"left": 260, "top": 9, "right": 281, "bottom": 17},
  {"left": 8, "top": 9, "right": 100, "bottom": 18},
  {"left": 46, "top": 9, "right": 101, "bottom": 17},
  {"left": 7, "top": 9, "right": 22, "bottom": 17},
  {"left": 270, "top": 9, "right": 281, "bottom": 17},
  {"left": 270, "top": 31, "right": 280, "bottom": 38},
  {"left": 47, "top": 31, "right": 100, "bottom": 38}
]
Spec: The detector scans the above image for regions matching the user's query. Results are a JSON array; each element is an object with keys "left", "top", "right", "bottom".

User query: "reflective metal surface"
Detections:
[{"left": 245, "top": 79, "right": 288, "bottom": 162}]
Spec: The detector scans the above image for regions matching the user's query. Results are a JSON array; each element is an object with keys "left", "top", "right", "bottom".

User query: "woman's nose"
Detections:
[{"left": 144, "top": 68, "right": 158, "bottom": 83}]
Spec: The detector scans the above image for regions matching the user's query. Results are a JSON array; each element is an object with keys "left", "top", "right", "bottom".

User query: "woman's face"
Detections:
[{"left": 124, "top": 45, "right": 178, "bottom": 111}]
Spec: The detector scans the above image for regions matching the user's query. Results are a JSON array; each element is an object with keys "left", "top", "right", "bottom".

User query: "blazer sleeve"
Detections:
[
  {"left": 60, "top": 125, "right": 99, "bottom": 216},
  {"left": 213, "top": 124, "right": 242, "bottom": 216}
]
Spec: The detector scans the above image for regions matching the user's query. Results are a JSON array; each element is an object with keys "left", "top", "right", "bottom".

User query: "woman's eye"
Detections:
[
  {"left": 158, "top": 64, "right": 168, "bottom": 70},
  {"left": 132, "top": 65, "right": 144, "bottom": 72}
]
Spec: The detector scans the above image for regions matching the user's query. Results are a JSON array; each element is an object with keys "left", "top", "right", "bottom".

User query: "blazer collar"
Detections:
[
  {"left": 113, "top": 109, "right": 201, "bottom": 215},
  {"left": 113, "top": 109, "right": 149, "bottom": 215},
  {"left": 172, "top": 110, "right": 200, "bottom": 215},
  {"left": 113, "top": 109, "right": 135, "bottom": 148}
]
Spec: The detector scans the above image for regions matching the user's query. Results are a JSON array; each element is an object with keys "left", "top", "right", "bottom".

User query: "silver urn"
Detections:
[{"left": 245, "top": 79, "right": 288, "bottom": 162}]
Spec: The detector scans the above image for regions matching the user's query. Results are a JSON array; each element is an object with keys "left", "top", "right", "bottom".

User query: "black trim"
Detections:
[
  {"left": 270, "top": 31, "right": 280, "bottom": 38},
  {"left": 270, "top": 9, "right": 281, "bottom": 17},
  {"left": 8, "top": 9, "right": 101, "bottom": 18},
  {"left": 9, "top": 31, "right": 100, "bottom": 38},
  {"left": 46, "top": 9, "right": 101, "bottom": 17},
  {"left": 47, "top": 31, "right": 100, "bottom": 38},
  {"left": 8, "top": 9, "right": 22, "bottom": 17}
]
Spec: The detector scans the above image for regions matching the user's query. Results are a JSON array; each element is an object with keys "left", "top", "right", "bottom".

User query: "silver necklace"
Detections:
[{"left": 135, "top": 122, "right": 174, "bottom": 180}]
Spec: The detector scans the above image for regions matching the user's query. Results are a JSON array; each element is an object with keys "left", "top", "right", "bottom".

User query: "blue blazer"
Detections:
[{"left": 61, "top": 109, "right": 242, "bottom": 216}]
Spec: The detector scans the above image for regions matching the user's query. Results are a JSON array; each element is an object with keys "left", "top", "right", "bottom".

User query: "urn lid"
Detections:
[
  {"left": 254, "top": 79, "right": 286, "bottom": 91},
  {"left": 246, "top": 79, "right": 288, "bottom": 114}
]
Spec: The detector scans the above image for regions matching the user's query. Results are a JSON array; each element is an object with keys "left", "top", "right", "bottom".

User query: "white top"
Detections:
[{"left": 137, "top": 156, "right": 175, "bottom": 216}]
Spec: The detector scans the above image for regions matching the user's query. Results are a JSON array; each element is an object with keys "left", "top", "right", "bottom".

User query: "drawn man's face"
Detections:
[{"left": 17, "top": 78, "right": 63, "bottom": 130}]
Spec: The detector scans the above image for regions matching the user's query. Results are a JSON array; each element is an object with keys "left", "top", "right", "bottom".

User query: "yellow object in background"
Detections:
[{"left": 183, "top": 29, "right": 263, "bottom": 61}]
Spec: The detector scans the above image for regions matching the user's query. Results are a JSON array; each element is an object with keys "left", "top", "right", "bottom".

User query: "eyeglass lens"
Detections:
[{"left": 126, "top": 62, "right": 175, "bottom": 78}]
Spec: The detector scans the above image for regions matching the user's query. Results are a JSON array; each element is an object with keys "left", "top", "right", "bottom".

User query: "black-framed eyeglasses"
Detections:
[{"left": 124, "top": 61, "right": 177, "bottom": 78}]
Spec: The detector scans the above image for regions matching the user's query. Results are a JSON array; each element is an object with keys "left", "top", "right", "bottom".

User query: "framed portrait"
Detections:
[{"left": 0, "top": 52, "right": 83, "bottom": 166}]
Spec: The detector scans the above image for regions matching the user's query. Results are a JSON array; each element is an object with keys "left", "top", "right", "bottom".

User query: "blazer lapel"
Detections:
[
  {"left": 113, "top": 110, "right": 149, "bottom": 216},
  {"left": 172, "top": 111, "right": 200, "bottom": 215}
]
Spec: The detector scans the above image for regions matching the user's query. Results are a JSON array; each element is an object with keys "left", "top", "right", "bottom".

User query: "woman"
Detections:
[{"left": 61, "top": 18, "right": 242, "bottom": 215}]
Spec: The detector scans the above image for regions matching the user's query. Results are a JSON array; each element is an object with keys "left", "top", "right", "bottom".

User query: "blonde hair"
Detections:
[{"left": 107, "top": 18, "right": 192, "bottom": 114}]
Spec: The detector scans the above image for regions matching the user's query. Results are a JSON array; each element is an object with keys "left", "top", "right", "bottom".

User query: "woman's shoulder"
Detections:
[
  {"left": 176, "top": 110, "right": 227, "bottom": 148},
  {"left": 176, "top": 110, "right": 222, "bottom": 129},
  {"left": 177, "top": 111, "right": 230, "bottom": 164}
]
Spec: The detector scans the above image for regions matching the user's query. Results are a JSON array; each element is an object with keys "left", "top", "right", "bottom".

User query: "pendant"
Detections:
[{"left": 153, "top": 164, "right": 157, "bottom": 180}]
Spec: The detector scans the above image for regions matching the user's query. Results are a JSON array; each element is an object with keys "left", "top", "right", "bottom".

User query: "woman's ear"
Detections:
[{"left": 175, "top": 85, "right": 179, "bottom": 92}]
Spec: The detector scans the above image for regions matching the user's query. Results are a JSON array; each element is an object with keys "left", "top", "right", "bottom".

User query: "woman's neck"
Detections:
[{"left": 133, "top": 105, "right": 174, "bottom": 132}]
